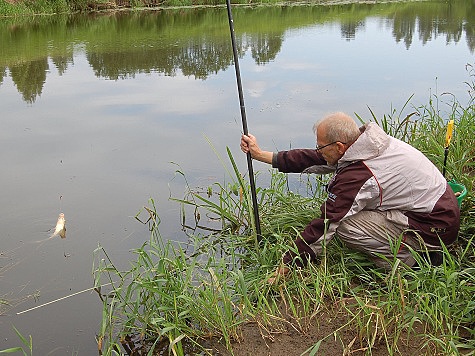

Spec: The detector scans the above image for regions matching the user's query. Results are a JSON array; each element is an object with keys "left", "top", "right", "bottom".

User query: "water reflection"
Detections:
[
  {"left": 1, "top": 0, "right": 474, "bottom": 103},
  {"left": 8, "top": 59, "right": 47, "bottom": 102},
  {"left": 1, "top": 2, "right": 474, "bottom": 354}
]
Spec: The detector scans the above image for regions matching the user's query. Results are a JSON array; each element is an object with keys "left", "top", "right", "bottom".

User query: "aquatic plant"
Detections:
[
  {"left": 0, "top": 326, "right": 33, "bottom": 356},
  {"left": 93, "top": 69, "right": 475, "bottom": 354}
]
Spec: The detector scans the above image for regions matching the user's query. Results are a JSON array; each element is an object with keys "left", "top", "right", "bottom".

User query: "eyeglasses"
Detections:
[{"left": 315, "top": 141, "right": 346, "bottom": 151}]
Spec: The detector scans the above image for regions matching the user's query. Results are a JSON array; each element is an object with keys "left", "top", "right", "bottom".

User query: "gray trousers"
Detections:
[{"left": 336, "top": 210, "right": 438, "bottom": 269}]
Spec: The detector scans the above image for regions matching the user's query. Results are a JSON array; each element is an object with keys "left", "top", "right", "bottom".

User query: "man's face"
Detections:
[{"left": 316, "top": 126, "right": 344, "bottom": 166}]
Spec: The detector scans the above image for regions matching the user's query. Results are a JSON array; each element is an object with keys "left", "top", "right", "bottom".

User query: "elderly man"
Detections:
[{"left": 240, "top": 112, "right": 460, "bottom": 278}]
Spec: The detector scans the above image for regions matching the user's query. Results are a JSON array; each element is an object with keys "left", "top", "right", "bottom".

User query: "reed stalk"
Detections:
[{"left": 90, "top": 69, "right": 475, "bottom": 355}]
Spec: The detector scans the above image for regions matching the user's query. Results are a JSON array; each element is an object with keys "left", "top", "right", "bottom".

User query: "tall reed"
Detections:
[{"left": 93, "top": 67, "right": 474, "bottom": 355}]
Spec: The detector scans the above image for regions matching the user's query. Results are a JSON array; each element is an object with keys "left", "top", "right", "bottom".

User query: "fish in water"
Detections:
[{"left": 52, "top": 213, "right": 66, "bottom": 239}]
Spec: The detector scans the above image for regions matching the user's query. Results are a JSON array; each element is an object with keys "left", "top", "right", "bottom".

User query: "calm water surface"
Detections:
[{"left": 0, "top": 1, "right": 473, "bottom": 353}]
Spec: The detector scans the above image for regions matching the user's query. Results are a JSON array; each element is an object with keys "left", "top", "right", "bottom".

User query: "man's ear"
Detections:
[{"left": 336, "top": 141, "right": 347, "bottom": 154}]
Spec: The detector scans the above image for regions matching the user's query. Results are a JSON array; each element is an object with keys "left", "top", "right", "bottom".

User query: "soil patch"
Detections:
[{"left": 201, "top": 300, "right": 431, "bottom": 355}]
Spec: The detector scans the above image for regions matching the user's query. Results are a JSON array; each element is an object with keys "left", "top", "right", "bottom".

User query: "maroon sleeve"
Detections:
[{"left": 275, "top": 149, "right": 327, "bottom": 173}]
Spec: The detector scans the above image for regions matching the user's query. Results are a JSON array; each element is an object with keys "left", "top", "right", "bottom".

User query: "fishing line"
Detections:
[
  {"left": 16, "top": 282, "right": 115, "bottom": 315},
  {"left": 225, "top": 0, "right": 262, "bottom": 240}
]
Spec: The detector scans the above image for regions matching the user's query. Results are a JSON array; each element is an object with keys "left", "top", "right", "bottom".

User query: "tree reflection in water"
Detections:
[{"left": 0, "top": 0, "right": 474, "bottom": 103}]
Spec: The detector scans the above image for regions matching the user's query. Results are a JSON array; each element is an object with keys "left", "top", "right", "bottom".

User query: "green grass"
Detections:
[
  {"left": 0, "top": 326, "right": 33, "bottom": 355},
  {"left": 92, "top": 68, "right": 475, "bottom": 355},
  {"left": 0, "top": 0, "right": 29, "bottom": 15},
  {"left": 3, "top": 0, "right": 453, "bottom": 16},
  {"left": 0, "top": 0, "right": 69, "bottom": 15},
  {"left": 0, "top": 0, "right": 329, "bottom": 16}
]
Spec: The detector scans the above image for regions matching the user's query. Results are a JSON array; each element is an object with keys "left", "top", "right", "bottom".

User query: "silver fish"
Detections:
[{"left": 52, "top": 213, "right": 66, "bottom": 239}]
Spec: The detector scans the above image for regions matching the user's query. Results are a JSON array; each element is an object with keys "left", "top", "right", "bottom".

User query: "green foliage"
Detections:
[
  {"left": 93, "top": 61, "right": 475, "bottom": 355},
  {"left": 0, "top": 0, "right": 29, "bottom": 15},
  {"left": 0, "top": 327, "right": 33, "bottom": 355},
  {"left": 93, "top": 149, "right": 327, "bottom": 354},
  {"left": 409, "top": 69, "right": 475, "bottom": 192},
  {"left": 68, "top": 0, "right": 90, "bottom": 12},
  {"left": 164, "top": 0, "right": 192, "bottom": 6},
  {"left": 2, "top": 0, "right": 474, "bottom": 18},
  {"left": 93, "top": 68, "right": 475, "bottom": 354},
  {"left": 0, "top": 0, "right": 70, "bottom": 15}
]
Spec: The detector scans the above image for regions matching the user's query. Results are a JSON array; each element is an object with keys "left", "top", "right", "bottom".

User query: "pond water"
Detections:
[{"left": 0, "top": 1, "right": 473, "bottom": 353}]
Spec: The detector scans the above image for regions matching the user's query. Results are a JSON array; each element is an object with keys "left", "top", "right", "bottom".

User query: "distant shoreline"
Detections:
[{"left": 0, "top": 0, "right": 419, "bottom": 18}]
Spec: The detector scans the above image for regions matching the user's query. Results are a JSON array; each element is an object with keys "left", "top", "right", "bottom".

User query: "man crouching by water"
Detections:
[{"left": 240, "top": 112, "right": 460, "bottom": 282}]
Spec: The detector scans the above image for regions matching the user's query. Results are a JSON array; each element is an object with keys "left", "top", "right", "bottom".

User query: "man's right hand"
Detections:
[{"left": 240, "top": 134, "right": 273, "bottom": 164}]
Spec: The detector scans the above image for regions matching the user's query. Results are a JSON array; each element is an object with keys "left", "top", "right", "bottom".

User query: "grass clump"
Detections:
[
  {"left": 0, "top": 0, "right": 69, "bottom": 15},
  {"left": 93, "top": 169, "right": 325, "bottom": 354},
  {"left": 0, "top": 1, "right": 27, "bottom": 16},
  {"left": 0, "top": 326, "right": 33, "bottom": 355},
  {"left": 0, "top": 0, "right": 317, "bottom": 16},
  {"left": 93, "top": 66, "right": 475, "bottom": 355}
]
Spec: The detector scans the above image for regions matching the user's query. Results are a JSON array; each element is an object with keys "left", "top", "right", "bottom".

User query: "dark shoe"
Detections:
[
  {"left": 412, "top": 250, "right": 443, "bottom": 269},
  {"left": 428, "top": 251, "right": 443, "bottom": 266}
]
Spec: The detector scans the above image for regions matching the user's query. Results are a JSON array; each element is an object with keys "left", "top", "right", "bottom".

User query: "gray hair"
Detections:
[{"left": 313, "top": 112, "right": 360, "bottom": 143}]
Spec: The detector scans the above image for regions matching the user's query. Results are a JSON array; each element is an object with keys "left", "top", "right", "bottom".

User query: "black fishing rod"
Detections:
[{"left": 225, "top": 0, "right": 262, "bottom": 240}]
